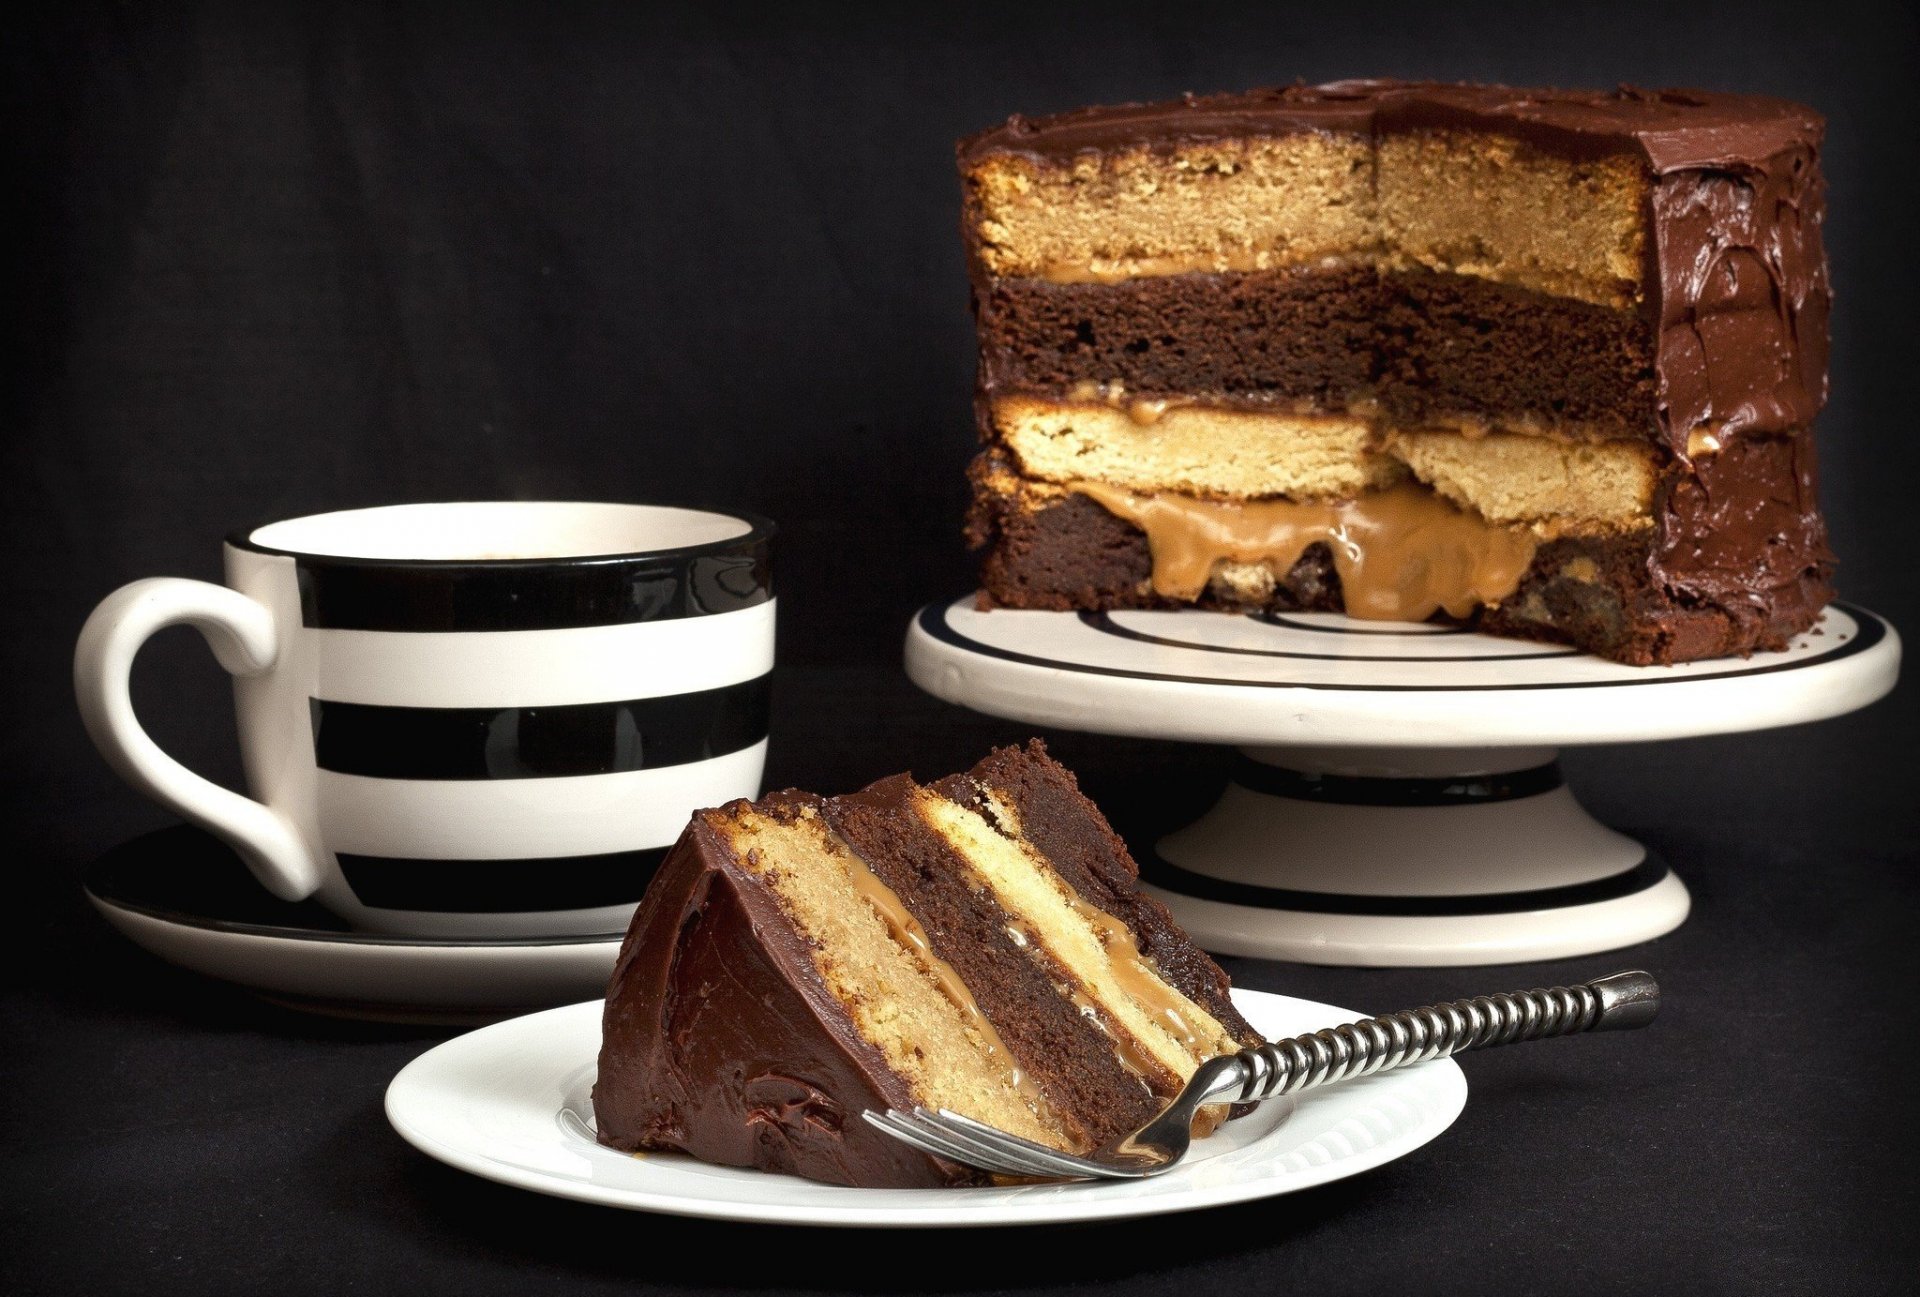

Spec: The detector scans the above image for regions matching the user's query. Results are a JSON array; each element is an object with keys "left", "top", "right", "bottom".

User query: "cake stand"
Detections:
[{"left": 904, "top": 598, "right": 1899, "bottom": 966}]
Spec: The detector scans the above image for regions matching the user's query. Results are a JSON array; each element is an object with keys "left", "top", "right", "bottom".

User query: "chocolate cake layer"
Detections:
[
  {"left": 968, "top": 433, "right": 1833, "bottom": 664},
  {"left": 977, "top": 266, "right": 1379, "bottom": 418},
  {"left": 979, "top": 268, "right": 1659, "bottom": 441}
]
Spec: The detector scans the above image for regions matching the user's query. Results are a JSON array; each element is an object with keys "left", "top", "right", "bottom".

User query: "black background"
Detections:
[{"left": 6, "top": 2, "right": 1918, "bottom": 1293}]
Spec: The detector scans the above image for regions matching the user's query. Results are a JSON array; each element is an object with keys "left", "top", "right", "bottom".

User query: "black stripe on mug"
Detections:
[
  {"left": 310, "top": 674, "right": 772, "bottom": 780},
  {"left": 291, "top": 545, "right": 770, "bottom": 631},
  {"left": 336, "top": 847, "right": 671, "bottom": 912}
]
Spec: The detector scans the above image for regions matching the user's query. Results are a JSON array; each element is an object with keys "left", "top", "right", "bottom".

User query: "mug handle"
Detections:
[{"left": 74, "top": 577, "right": 324, "bottom": 901}]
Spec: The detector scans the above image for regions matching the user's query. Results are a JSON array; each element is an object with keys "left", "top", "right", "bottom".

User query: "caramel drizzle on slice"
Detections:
[
  {"left": 1058, "top": 895, "right": 1208, "bottom": 1059},
  {"left": 968, "top": 784, "right": 1223, "bottom": 1080},
  {"left": 1066, "top": 380, "right": 1179, "bottom": 426},
  {"left": 837, "top": 840, "right": 1051, "bottom": 1121},
  {"left": 1073, "top": 479, "right": 1538, "bottom": 621}
]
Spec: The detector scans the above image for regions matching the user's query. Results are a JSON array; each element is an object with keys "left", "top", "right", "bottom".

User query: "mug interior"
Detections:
[{"left": 245, "top": 502, "right": 751, "bottom": 563}]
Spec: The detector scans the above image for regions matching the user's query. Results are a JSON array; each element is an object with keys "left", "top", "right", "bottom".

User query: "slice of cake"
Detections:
[
  {"left": 593, "top": 741, "right": 1261, "bottom": 1188},
  {"left": 960, "top": 81, "right": 1836, "bottom": 664}
]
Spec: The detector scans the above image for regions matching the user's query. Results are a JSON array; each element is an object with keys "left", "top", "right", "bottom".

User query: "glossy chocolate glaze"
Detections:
[
  {"left": 1651, "top": 154, "right": 1828, "bottom": 447},
  {"left": 961, "top": 80, "right": 1820, "bottom": 176},
  {"left": 1651, "top": 427, "right": 1834, "bottom": 650},
  {"left": 960, "top": 79, "right": 1831, "bottom": 453}
]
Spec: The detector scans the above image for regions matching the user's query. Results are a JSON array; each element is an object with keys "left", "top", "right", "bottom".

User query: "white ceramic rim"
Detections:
[
  {"left": 905, "top": 599, "right": 1901, "bottom": 748},
  {"left": 234, "top": 501, "right": 769, "bottom": 564}
]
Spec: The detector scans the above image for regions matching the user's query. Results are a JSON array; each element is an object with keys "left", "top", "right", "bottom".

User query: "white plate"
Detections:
[{"left": 385, "top": 988, "right": 1467, "bottom": 1227}]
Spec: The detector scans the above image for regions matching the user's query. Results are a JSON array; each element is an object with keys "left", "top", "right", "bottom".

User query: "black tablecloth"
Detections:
[{"left": 8, "top": 663, "right": 1917, "bottom": 1295}]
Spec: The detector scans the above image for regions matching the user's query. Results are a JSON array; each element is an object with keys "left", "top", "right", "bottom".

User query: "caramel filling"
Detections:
[
  {"left": 838, "top": 838, "right": 1050, "bottom": 1121},
  {"left": 968, "top": 787, "right": 1209, "bottom": 1061},
  {"left": 1062, "top": 898, "right": 1206, "bottom": 1058},
  {"left": 1066, "top": 380, "right": 1181, "bottom": 426},
  {"left": 1068, "top": 988, "right": 1154, "bottom": 1081},
  {"left": 917, "top": 787, "right": 1241, "bottom": 1101},
  {"left": 1074, "top": 480, "right": 1538, "bottom": 620}
]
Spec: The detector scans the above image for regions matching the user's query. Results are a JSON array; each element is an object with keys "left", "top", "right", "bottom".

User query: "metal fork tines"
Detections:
[{"left": 862, "top": 969, "right": 1659, "bottom": 1182}]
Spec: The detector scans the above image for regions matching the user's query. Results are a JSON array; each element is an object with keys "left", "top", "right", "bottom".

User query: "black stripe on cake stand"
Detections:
[
  {"left": 1143, "top": 853, "right": 1671, "bottom": 917},
  {"left": 229, "top": 511, "right": 773, "bottom": 631},
  {"left": 1082, "top": 611, "right": 1580, "bottom": 663},
  {"left": 338, "top": 846, "right": 672, "bottom": 913},
  {"left": 1229, "top": 755, "right": 1564, "bottom": 805},
  {"left": 920, "top": 600, "right": 1883, "bottom": 691},
  {"left": 310, "top": 674, "right": 771, "bottom": 780},
  {"left": 1254, "top": 611, "right": 1469, "bottom": 637}
]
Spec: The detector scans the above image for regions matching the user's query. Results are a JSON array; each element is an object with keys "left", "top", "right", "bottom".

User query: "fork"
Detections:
[{"left": 863, "top": 969, "right": 1658, "bottom": 1181}]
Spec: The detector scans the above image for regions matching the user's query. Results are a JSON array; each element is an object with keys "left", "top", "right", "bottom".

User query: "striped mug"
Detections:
[{"left": 74, "top": 501, "right": 774, "bottom": 938}]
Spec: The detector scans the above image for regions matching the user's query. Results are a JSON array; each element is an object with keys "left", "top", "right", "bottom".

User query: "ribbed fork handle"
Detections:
[{"left": 1231, "top": 970, "right": 1659, "bottom": 1104}]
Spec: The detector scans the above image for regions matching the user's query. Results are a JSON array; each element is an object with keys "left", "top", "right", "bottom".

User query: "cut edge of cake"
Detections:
[{"left": 593, "top": 740, "right": 1261, "bottom": 1188}]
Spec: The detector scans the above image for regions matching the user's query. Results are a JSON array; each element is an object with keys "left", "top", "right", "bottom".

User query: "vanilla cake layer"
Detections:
[
  {"left": 967, "top": 132, "right": 1378, "bottom": 286},
  {"left": 993, "top": 397, "right": 1657, "bottom": 530},
  {"left": 968, "top": 129, "right": 1644, "bottom": 308}
]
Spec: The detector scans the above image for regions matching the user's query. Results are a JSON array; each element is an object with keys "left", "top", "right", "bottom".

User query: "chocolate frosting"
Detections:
[
  {"left": 959, "top": 79, "right": 1831, "bottom": 453},
  {"left": 1650, "top": 153, "right": 1828, "bottom": 447},
  {"left": 1649, "top": 426, "right": 1834, "bottom": 653},
  {"left": 959, "top": 79, "right": 1822, "bottom": 174},
  {"left": 593, "top": 809, "right": 973, "bottom": 1188}
]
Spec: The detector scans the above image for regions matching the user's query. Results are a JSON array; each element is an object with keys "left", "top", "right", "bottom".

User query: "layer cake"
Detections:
[
  {"left": 960, "top": 81, "right": 1836, "bottom": 663},
  {"left": 593, "top": 741, "right": 1261, "bottom": 1188}
]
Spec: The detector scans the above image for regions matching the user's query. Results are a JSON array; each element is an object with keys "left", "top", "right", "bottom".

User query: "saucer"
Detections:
[
  {"left": 386, "top": 989, "right": 1468, "bottom": 1226},
  {"left": 84, "top": 826, "right": 625, "bottom": 1024}
]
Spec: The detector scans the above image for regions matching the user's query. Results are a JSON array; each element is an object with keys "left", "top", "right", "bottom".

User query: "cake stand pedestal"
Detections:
[{"left": 904, "top": 599, "right": 1899, "bottom": 967}]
